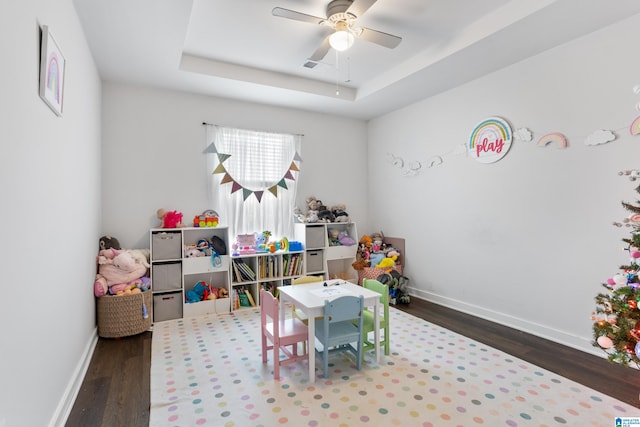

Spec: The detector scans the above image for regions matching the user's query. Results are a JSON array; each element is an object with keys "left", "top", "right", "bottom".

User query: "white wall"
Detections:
[
  {"left": 368, "top": 13, "right": 640, "bottom": 355},
  {"left": 101, "top": 83, "right": 369, "bottom": 249},
  {"left": 0, "top": 1, "right": 102, "bottom": 426}
]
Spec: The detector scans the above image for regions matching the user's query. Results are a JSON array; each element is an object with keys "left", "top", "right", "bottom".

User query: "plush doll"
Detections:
[
  {"left": 338, "top": 231, "right": 355, "bottom": 246},
  {"left": 157, "top": 208, "right": 185, "bottom": 228},
  {"left": 370, "top": 232, "right": 384, "bottom": 252},
  {"left": 331, "top": 204, "right": 349, "bottom": 222},
  {"left": 306, "top": 196, "right": 321, "bottom": 223}
]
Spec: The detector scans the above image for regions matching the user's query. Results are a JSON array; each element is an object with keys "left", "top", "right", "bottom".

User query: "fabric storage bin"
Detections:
[
  {"left": 97, "top": 290, "right": 152, "bottom": 338},
  {"left": 151, "top": 231, "right": 182, "bottom": 260},
  {"left": 153, "top": 292, "right": 183, "bottom": 322},
  {"left": 306, "top": 249, "right": 324, "bottom": 273},
  {"left": 305, "top": 225, "right": 326, "bottom": 249},
  {"left": 152, "top": 262, "right": 182, "bottom": 292}
]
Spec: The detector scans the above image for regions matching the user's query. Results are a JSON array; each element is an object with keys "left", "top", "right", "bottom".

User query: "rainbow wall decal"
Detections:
[
  {"left": 537, "top": 132, "right": 568, "bottom": 149},
  {"left": 630, "top": 116, "right": 640, "bottom": 136},
  {"left": 468, "top": 116, "right": 513, "bottom": 163}
]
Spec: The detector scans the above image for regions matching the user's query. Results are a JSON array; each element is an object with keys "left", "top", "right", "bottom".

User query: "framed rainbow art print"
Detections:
[{"left": 39, "top": 25, "right": 66, "bottom": 117}]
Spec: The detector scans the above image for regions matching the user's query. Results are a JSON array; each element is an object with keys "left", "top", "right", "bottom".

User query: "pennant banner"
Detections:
[{"left": 208, "top": 144, "right": 301, "bottom": 203}]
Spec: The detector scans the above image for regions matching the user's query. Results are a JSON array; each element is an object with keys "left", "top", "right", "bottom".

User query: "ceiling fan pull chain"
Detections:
[{"left": 335, "top": 50, "right": 340, "bottom": 96}]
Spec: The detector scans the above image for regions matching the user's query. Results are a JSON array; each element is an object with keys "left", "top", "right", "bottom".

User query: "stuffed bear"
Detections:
[
  {"left": 99, "top": 235, "right": 121, "bottom": 251},
  {"left": 316, "top": 201, "right": 334, "bottom": 222},
  {"left": 331, "top": 204, "right": 349, "bottom": 222}
]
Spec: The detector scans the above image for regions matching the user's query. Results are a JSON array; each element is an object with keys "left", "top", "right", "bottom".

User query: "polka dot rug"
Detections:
[{"left": 150, "top": 306, "right": 637, "bottom": 426}]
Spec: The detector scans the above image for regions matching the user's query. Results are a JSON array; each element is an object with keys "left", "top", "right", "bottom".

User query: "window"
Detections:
[{"left": 205, "top": 125, "right": 302, "bottom": 241}]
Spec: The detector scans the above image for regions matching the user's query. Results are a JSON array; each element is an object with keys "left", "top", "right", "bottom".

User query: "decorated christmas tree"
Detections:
[{"left": 592, "top": 170, "right": 640, "bottom": 367}]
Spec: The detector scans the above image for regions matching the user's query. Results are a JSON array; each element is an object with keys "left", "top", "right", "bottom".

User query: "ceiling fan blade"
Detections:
[
  {"left": 308, "top": 36, "right": 332, "bottom": 62},
  {"left": 358, "top": 27, "right": 402, "bottom": 49},
  {"left": 272, "top": 7, "right": 325, "bottom": 25},
  {"left": 346, "top": 0, "right": 378, "bottom": 18}
]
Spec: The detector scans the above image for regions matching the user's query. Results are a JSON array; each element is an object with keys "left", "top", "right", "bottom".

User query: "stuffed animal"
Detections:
[
  {"left": 352, "top": 259, "right": 368, "bottom": 271},
  {"left": 97, "top": 249, "right": 148, "bottom": 287},
  {"left": 376, "top": 255, "right": 397, "bottom": 269},
  {"left": 306, "top": 196, "right": 321, "bottom": 223},
  {"left": 157, "top": 208, "right": 185, "bottom": 228},
  {"left": 370, "top": 232, "right": 384, "bottom": 252},
  {"left": 99, "top": 235, "right": 121, "bottom": 251},
  {"left": 316, "top": 201, "right": 334, "bottom": 222},
  {"left": 338, "top": 231, "right": 355, "bottom": 246},
  {"left": 331, "top": 204, "right": 349, "bottom": 222}
]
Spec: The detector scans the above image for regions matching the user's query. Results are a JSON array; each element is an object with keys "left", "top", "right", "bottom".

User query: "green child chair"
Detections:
[{"left": 361, "top": 278, "right": 390, "bottom": 359}]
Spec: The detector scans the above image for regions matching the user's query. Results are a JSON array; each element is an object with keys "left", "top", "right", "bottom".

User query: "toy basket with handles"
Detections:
[{"left": 97, "top": 290, "right": 152, "bottom": 338}]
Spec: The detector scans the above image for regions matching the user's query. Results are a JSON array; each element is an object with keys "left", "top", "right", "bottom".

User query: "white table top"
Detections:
[{"left": 278, "top": 279, "right": 380, "bottom": 308}]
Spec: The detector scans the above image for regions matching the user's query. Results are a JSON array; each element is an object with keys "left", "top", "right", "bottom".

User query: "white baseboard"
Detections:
[
  {"left": 48, "top": 327, "right": 98, "bottom": 427},
  {"left": 408, "top": 288, "right": 606, "bottom": 359}
]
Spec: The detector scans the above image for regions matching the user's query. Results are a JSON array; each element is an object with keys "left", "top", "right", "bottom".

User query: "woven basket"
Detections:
[
  {"left": 97, "top": 290, "right": 152, "bottom": 338},
  {"left": 357, "top": 265, "right": 403, "bottom": 286}
]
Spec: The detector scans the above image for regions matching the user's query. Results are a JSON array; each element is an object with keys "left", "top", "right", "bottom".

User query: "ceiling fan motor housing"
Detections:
[{"left": 327, "top": 0, "right": 356, "bottom": 20}]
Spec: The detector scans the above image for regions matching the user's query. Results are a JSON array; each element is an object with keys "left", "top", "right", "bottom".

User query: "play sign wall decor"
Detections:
[{"left": 469, "top": 117, "right": 513, "bottom": 163}]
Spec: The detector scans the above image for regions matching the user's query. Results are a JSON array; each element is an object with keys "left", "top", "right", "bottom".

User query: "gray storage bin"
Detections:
[
  {"left": 151, "top": 231, "right": 182, "bottom": 260},
  {"left": 153, "top": 291, "right": 183, "bottom": 322},
  {"left": 305, "top": 225, "right": 325, "bottom": 249},
  {"left": 152, "top": 262, "right": 182, "bottom": 292},
  {"left": 306, "top": 249, "right": 324, "bottom": 273}
]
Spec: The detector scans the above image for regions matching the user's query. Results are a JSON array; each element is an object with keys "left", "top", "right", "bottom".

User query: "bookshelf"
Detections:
[{"left": 230, "top": 250, "right": 305, "bottom": 310}]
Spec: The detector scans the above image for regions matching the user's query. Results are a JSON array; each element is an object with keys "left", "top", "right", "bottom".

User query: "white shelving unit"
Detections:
[
  {"left": 150, "top": 226, "right": 231, "bottom": 322},
  {"left": 294, "top": 222, "right": 359, "bottom": 283}
]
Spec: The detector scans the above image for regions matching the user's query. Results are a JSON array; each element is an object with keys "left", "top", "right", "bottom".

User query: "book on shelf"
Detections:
[{"left": 233, "top": 259, "right": 256, "bottom": 281}]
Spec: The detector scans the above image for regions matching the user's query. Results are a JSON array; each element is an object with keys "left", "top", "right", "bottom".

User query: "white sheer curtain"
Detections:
[{"left": 205, "top": 125, "right": 302, "bottom": 241}]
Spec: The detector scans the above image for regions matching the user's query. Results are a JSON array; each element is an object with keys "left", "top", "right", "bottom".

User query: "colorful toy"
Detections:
[{"left": 193, "top": 209, "right": 219, "bottom": 227}]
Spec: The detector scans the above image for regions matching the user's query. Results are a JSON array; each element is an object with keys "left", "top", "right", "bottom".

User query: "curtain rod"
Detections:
[{"left": 202, "top": 121, "right": 303, "bottom": 137}]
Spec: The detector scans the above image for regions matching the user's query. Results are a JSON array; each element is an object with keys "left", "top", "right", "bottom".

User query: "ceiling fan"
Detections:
[{"left": 272, "top": 0, "right": 402, "bottom": 63}]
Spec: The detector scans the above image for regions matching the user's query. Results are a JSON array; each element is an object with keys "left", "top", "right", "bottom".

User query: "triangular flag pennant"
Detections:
[
  {"left": 220, "top": 173, "right": 234, "bottom": 184},
  {"left": 289, "top": 162, "right": 299, "bottom": 172},
  {"left": 294, "top": 152, "right": 303, "bottom": 162},
  {"left": 213, "top": 163, "right": 226, "bottom": 174},
  {"left": 231, "top": 181, "right": 242, "bottom": 193},
  {"left": 254, "top": 191, "right": 264, "bottom": 203},
  {"left": 268, "top": 185, "right": 278, "bottom": 197},
  {"left": 242, "top": 188, "right": 253, "bottom": 201},
  {"left": 217, "top": 153, "right": 231, "bottom": 163},
  {"left": 277, "top": 179, "right": 288, "bottom": 189},
  {"left": 284, "top": 170, "right": 295, "bottom": 181},
  {"left": 202, "top": 143, "right": 217, "bottom": 154}
]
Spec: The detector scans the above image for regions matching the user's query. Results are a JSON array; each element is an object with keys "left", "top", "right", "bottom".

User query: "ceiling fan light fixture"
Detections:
[{"left": 329, "top": 29, "right": 354, "bottom": 51}]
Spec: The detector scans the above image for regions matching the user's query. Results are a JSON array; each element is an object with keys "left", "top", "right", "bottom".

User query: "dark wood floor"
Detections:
[{"left": 65, "top": 297, "right": 640, "bottom": 426}]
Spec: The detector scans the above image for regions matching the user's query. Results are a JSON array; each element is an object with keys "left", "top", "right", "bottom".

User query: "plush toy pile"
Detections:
[
  {"left": 185, "top": 280, "right": 228, "bottom": 303},
  {"left": 352, "top": 231, "right": 410, "bottom": 304},
  {"left": 94, "top": 236, "right": 151, "bottom": 297},
  {"left": 353, "top": 231, "right": 401, "bottom": 270},
  {"left": 294, "top": 196, "right": 351, "bottom": 224}
]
